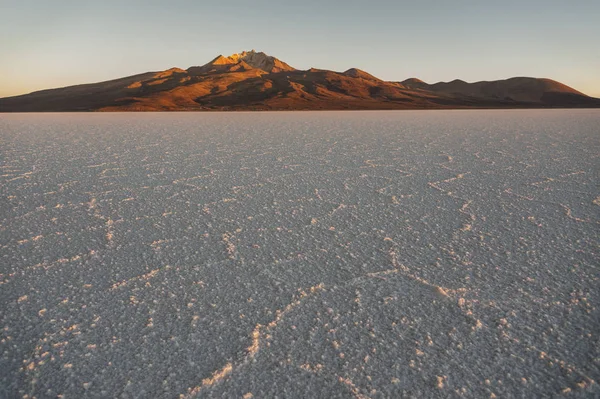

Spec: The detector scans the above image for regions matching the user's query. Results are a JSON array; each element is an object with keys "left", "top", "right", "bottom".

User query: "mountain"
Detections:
[
  {"left": 401, "top": 77, "right": 595, "bottom": 105},
  {"left": 1, "top": 50, "right": 598, "bottom": 112}
]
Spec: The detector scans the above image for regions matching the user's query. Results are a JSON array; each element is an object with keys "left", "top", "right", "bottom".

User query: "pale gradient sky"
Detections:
[{"left": 1, "top": 0, "right": 599, "bottom": 98}]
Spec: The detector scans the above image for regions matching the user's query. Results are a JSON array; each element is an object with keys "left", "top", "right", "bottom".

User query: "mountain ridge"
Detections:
[{"left": 1, "top": 50, "right": 598, "bottom": 112}]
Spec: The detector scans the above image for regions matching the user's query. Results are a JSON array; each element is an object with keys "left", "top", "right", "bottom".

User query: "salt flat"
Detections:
[{"left": 1, "top": 110, "right": 599, "bottom": 398}]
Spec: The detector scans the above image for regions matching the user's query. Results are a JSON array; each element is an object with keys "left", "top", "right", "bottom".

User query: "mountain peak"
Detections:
[
  {"left": 233, "top": 50, "right": 295, "bottom": 73},
  {"left": 205, "top": 50, "right": 295, "bottom": 73},
  {"left": 211, "top": 55, "right": 236, "bottom": 65},
  {"left": 344, "top": 68, "right": 381, "bottom": 81},
  {"left": 401, "top": 78, "right": 428, "bottom": 89}
]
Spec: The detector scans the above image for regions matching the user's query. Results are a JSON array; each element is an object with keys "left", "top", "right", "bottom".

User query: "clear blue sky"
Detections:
[{"left": 1, "top": 0, "right": 599, "bottom": 97}]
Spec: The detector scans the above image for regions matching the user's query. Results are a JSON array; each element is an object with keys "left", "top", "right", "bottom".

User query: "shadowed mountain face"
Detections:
[
  {"left": 1, "top": 50, "right": 599, "bottom": 111},
  {"left": 401, "top": 77, "right": 593, "bottom": 104}
]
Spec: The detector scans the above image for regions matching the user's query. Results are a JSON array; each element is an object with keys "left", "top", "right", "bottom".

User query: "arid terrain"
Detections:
[{"left": 1, "top": 50, "right": 599, "bottom": 112}]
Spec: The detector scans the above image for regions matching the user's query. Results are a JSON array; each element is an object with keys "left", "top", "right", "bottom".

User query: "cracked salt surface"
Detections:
[{"left": 1, "top": 110, "right": 599, "bottom": 398}]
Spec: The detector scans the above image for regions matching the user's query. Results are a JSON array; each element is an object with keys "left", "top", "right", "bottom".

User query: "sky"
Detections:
[{"left": 1, "top": 0, "right": 599, "bottom": 98}]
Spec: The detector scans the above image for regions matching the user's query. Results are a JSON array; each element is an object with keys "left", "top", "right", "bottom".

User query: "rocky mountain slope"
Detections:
[{"left": 1, "top": 50, "right": 598, "bottom": 111}]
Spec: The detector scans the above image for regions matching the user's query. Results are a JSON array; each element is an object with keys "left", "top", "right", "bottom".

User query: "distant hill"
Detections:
[
  {"left": 1, "top": 50, "right": 599, "bottom": 112},
  {"left": 401, "top": 76, "right": 596, "bottom": 105}
]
